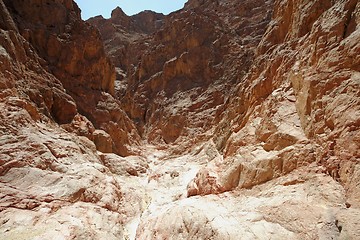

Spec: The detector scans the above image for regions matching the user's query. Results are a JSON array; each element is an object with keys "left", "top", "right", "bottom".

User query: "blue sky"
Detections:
[{"left": 74, "top": 0, "right": 187, "bottom": 20}]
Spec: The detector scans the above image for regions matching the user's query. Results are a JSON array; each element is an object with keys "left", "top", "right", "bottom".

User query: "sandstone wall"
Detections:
[
  {"left": 90, "top": 0, "right": 274, "bottom": 153},
  {"left": 189, "top": 0, "right": 360, "bottom": 208},
  {"left": 89, "top": 0, "right": 360, "bottom": 208},
  {"left": 1, "top": 0, "right": 359, "bottom": 238},
  {"left": 2, "top": 0, "right": 140, "bottom": 156}
]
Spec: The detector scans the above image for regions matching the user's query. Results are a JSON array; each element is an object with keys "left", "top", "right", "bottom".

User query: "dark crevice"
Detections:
[{"left": 343, "top": 0, "right": 358, "bottom": 39}]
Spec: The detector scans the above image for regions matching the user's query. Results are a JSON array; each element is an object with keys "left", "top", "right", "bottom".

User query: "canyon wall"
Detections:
[
  {"left": 2, "top": 0, "right": 140, "bottom": 156},
  {"left": 91, "top": 0, "right": 360, "bottom": 238},
  {"left": 207, "top": 0, "right": 360, "bottom": 203},
  {"left": 0, "top": 0, "right": 359, "bottom": 239},
  {"left": 91, "top": 0, "right": 274, "bottom": 152},
  {"left": 0, "top": 0, "right": 144, "bottom": 239}
]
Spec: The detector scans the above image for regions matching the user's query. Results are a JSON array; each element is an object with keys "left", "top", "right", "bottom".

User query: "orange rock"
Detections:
[
  {"left": 93, "top": 129, "right": 113, "bottom": 153},
  {"left": 1, "top": 0, "right": 360, "bottom": 238}
]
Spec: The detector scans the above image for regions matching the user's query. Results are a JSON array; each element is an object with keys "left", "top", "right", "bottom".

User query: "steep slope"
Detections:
[
  {"left": 90, "top": 0, "right": 274, "bottom": 152},
  {"left": 0, "top": 0, "right": 145, "bottom": 239},
  {"left": 89, "top": 0, "right": 360, "bottom": 238},
  {"left": 0, "top": 0, "right": 359, "bottom": 239},
  {"left": 207, "top": 0, "right": 360, "bottom": 202},
  {"left": 3, "top": 0, "right": 140, "bottom": 156}
]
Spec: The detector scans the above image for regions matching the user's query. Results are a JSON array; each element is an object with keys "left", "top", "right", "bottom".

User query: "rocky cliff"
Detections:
[
  {"left": 0, "top": 0, "right": 143, "bottom": 239},
  {"left": 4, "top": 0, "right": 141, "bottom": 156},
  {"left": 91, "top": 0, "right": 274, "bottom": 152},
  {"left": 1, "top": 0, "right": 360, "bottom": 239}
]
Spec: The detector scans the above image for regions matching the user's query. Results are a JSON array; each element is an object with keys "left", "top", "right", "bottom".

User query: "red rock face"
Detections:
[
  {"left": 1, "top": 0, "right": 360, "bottom": 239},
  {"left": 2, "top": 0, "right": 140, "bottom": 156},
  {"left": 0, "top": 0, "right": 144, "bottom": 238},
  {"left": 214, "top": 0, "right": 360, "bottom": 204},
  {"left": 90, "top": 0, "right": 274, "bottom": 152},
  {"left": 87, "top": 8, "right": 165, "bottom": 80},
  {"left": 3, "top": 0, "right": 114, "bottom": 94},
  {"left": 91, "top": 0, "right": 359, "bottom": 237}
]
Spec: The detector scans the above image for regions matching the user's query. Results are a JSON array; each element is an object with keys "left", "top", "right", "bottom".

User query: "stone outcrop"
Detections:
[
  {"left": 206, "top": 0, "right": 360, "bottom": 204},
  {"left": 90, "top": 0, "right": 274, "bottom": 152},
  {"left": 86, "top": 0, "right": 360, "bottom": 236},
  {"left": 87, "top": 8, "right": 164, "bottom": 82},
  {"left": 0, "top": 1, "right": 143, "bottom": 238},
  {"left": 1, "top": 0, "right": 360, "bottom": 239},
  {"left": 2, "top": 0, "right": 140, "bottom": 156},
  {"left": 3, "top": 0, "right": 114, "bottom": 94},
  {"left": 90, "top": 0, "right": 359, "bottom": 238},
  {"left": 138, "top": 164, "right": 360, "bottom": 239}
]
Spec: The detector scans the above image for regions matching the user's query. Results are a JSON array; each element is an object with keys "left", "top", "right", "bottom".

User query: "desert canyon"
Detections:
[{"left": 0, "top": 0, "right": 359, "bottom": 239}]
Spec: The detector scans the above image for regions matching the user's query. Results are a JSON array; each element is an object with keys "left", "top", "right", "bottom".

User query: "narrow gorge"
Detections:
[{"left": 0, "top": 0, "right": 359, "bottom": 239}]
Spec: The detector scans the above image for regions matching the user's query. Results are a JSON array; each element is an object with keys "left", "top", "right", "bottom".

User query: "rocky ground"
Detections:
[{"left": 1, "top": 0, "right": 359, "bottom": 239}]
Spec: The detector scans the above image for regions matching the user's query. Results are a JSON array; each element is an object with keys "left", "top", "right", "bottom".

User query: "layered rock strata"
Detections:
[
  {"left": 0, "top": 0, "right": 359, "bottom": 239},
  {"left": 3, "top": 0, "right": 140, "bottom": 156},
  {"left": 90, "top": 0, "right": 360, "bottom": 238},
  {"left": 0, "top": 1, "right": 144, "bottom": 239},
  {"left": 91, "top": 0, "right": 274, "bottom": 152}
]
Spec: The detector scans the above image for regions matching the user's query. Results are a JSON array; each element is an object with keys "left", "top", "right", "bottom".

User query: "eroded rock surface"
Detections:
[
  {"left": 2, "top": 0, "right": 140, "bottom": 156},
  {"left": 1, "top": 0, "right": 360, "bottom": 239},
  {"left": 0, "top": 0, "right": 142, "bottom": 239}
]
